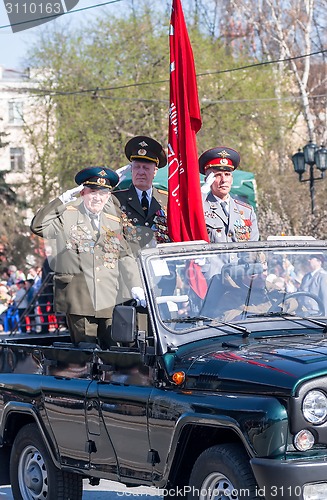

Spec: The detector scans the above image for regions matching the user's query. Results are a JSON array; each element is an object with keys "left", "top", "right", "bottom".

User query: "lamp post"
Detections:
[{"left": 291, "top": 142, "right": 327, "bottom": 214}]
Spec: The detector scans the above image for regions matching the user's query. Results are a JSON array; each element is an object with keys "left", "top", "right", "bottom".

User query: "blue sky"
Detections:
[{"left": 0, "top": 1, "right": 116, "bottom": 70}]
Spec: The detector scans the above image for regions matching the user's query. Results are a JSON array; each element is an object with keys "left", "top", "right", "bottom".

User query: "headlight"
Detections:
[{"left": 303, "top": 390, "right": 327, "bottom": 424}]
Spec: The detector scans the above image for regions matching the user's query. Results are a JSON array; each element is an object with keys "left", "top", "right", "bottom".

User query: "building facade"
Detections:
[{"left": 0, "top": 65, "right": 34, "bottom": 190}]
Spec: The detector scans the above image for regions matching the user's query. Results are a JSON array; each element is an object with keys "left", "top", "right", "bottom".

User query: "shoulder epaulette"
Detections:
[
  {"left": 157, "top": 189, "right": 168, "bottom": 195},
  {"left": 66, "top": 206, "right": 78, "bottom": 211},
  {"left": 234, "top": 199, "right": 252, "bottom": 209},
  {"left": 104, "top": 213, "right": 121, "bottom": 223}
]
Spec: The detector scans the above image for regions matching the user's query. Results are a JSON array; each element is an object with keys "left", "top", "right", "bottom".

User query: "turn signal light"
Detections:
[
  {"left": 172, "top": 371, "right": 185, "bottom": 385},
  {"left": 294, "top": 429, "right": 315, "bottom": 451}
]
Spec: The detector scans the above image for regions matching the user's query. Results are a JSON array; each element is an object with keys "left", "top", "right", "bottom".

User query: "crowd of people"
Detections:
[{"left": 0, "top": 261, "right": 58, "bottom": 335}]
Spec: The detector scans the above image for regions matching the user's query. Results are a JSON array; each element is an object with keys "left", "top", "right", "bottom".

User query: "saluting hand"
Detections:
[
  {"left": 59, "top": 185, "right": 84, "bottom": 204},
  {"left": 201, "top": 172, "right": 215, "bottom": 194}
]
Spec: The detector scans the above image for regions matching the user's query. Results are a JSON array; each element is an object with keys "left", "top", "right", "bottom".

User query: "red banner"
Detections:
[
  {"left": 167, "top": 0, "right": 209, "bottom": 243},
  {"left": 188, "top": 260, "right": 208, "bottom": 299}
]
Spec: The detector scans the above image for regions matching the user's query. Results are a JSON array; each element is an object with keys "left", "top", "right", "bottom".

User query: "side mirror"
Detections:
[{"left": 111, "top": 305, "right": 136, "bottom": 344}]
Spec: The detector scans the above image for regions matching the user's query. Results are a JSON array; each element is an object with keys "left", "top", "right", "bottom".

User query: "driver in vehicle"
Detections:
[{"left": 205, "top": 252, "right": 297, "bottom": 321}]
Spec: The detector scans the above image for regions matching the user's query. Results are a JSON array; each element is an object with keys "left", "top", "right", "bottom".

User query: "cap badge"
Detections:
[
  {"left": 99, "top": 169, "right": 107, "bottom": 176},
  {"left": 220, "top": 158, "right": 229, "bottom": 165},
  {"left": 138, "top": 148, "right": 147, "bottom": 156},
  {"left": 217, "top": 150, "right": 231, "bottom": 158},
  {"left": 97, "top": 178, "right": 107, "bottom": 186},
  {"left": 139, "top": 141, "right": 148, "bottom": 147}
]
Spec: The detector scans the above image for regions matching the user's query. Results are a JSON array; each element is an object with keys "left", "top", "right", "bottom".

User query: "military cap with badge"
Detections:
[
  {"left": 75, "top": 166, "right": 119, "bottom": 190},
  {"left": 59, "top": 166, "right": 119, "bottom": 205},
  {"left": 125, "top": 135, "right": 167, "bottom": 169},
  {"left": 199, "top": 146, "right": 241, "bottom": 175}
]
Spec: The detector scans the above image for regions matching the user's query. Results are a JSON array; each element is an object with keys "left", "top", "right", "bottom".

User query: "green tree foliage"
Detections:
[
  {"left": 28, "top": 6, "right": 287, "bottom": 184},
  {"left": 0, "top": 169, "right": 34, "bottom": 273},
  {"left": 24, "top": 0, "right": 325, "bottom": 239},
  {"left": 0, "top": 121, "right": 36, "bottom": 272}
]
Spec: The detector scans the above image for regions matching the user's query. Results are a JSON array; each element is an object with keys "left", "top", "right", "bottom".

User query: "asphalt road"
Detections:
[{"left": 0, "top": 480, "right": 163, "bottom": 499}]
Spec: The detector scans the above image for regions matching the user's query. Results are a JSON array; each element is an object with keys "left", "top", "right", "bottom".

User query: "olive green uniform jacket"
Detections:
[{"left": 30, "top": 196, "right": 141, "bottom": 317}]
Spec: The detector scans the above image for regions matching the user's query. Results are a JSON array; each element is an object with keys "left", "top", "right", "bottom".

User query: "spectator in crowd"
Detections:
[
  {"left": 300, "top": 254, "right": 327, "bottom": 315},
  {"left": 199, "top": 146, "right": 259, "bottom": 242},
  {"left": 6, "top": 265, "right": 26, "bottom": 287},
  {"left": 0, "top": 282, "right": 11, "bottom": 332},
  {"left": 13, "top": 280, "right": 29, "bottom": 333},
  {"left": 38, "top": 246, "right": 56, "bottom": 334},
  {"left": 30, "top": 166, "right": 142, "bottom": 348},
  {"left": 266, "top": 259, "right": 287, "bottom": 291}
]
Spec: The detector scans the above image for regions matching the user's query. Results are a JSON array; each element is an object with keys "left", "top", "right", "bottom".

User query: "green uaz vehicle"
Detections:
[{"left": 1, "top": 240, "right": 327, "bottom": 500}]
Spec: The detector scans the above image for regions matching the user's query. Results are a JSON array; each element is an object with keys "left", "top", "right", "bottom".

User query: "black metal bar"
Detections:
[{"left": 309, "top": 164, "right": 315, "bottom": 214}]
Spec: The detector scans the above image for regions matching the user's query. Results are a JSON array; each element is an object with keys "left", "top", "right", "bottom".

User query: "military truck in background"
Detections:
[{"left": 1, "top": 240, "right": 327, "bottom": 500}]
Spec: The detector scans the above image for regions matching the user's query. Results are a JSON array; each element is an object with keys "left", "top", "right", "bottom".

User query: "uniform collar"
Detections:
[
  {"left": 212, "top": 194, "right": 230, "bottom": 205},
  {"left": 83, "top": 204, "right": 100, "bottom": 220},
  {"left": 135, "top": 186, "right": 152, "bottom": 202}
]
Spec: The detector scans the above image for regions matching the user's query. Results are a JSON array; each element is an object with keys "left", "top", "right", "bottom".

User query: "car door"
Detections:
[
  {"left": 42, "top": 347, "right": 118, "bottom": 472},
  {"left": 89, "top": 348, "right": 154, "bottom": 482}
]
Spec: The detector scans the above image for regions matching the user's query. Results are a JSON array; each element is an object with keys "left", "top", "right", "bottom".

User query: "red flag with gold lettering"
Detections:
[{"left": 167, "top": 0, "right": 209, "bottom": 243}]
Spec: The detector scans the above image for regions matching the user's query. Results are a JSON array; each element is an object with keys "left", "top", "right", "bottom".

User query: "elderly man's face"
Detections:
[
  {"left": 81, "top": 187, "right": 110, "bottom": 214},
  {"left": 207, "top": 169, "right": 233, "bottom": 200},
  {"left": 131, "top": 160, "right": 157, "bottom": 191}
]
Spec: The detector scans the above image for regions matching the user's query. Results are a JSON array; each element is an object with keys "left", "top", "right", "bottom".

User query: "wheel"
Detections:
[
  {"left": 280, "top": 291, "right": 325, "bottom": 316},
  {"left": 188, "top": 444, "right": 259, "bottom": 500},
  {"left": 10, "top": 423, "right": 83, "bottom": 500}
]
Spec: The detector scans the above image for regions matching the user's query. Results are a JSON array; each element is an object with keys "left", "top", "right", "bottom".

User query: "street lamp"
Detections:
[{"left": 292, "top": 142, "right": 327, "bottom": 214}]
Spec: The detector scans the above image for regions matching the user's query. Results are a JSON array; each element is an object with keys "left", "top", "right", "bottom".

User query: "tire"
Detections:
[
  {"left": 10, "top": 423, "right": 83, "bottom": 500},
  {"left": 188, "top": 444, "right": 260, "bottom": 500}
]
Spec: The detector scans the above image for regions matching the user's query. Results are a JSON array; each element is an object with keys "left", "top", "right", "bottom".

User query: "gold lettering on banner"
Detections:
[
  {"left": 168, "top": 157, "right": 179, "bottom": 178},
  {"left": 169, "top": 103, "right": 178, "bottom": 136},
  {"left": 167, "top": 143, "right": 181, "bottom": 206}
]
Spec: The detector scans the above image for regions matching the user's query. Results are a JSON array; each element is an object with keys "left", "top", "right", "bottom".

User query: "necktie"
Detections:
[
  {"left": 221, "top": 201, "right": 229, "bottom": 236},
  {"left": 141, "top": 191, "right": 149, "bottom": 216},
  {"left": 221, "top": 201, "right": 229, "bottom": 218},
  {"left": 89, "top": 213, "right": 99, "bottom": 232}
]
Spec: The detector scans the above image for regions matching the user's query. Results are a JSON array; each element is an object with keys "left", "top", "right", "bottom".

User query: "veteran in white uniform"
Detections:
[
  {"left": 199, "top": 146, "right": 259, "bottom": 243},
  {"left": 30, "top": 166, "right": 141, "bottom": 348}
]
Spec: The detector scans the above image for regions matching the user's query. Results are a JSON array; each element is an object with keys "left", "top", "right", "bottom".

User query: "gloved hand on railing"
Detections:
[{"left": 131, "top": 287, "right": 147, "bottom": 308}]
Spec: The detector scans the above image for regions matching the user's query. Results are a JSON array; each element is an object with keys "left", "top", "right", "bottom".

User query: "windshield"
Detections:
[{"left": 145, "top": 246, "right": 327, "bottom": 331}]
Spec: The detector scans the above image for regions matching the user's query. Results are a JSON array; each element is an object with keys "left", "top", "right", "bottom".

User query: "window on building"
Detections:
[
  {"left": 8, "top": 101, "right": 24, "bottom": 124},
  {"left": 10, "top": 147, "right": 25, "bottom": 172}
]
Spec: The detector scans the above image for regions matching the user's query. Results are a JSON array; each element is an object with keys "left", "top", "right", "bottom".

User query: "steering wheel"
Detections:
[{"left": 273, "top": 291, "right": 325, "bottom": 316}]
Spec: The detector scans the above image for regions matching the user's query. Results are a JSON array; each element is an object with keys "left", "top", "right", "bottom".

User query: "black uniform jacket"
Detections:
[{"left": 113, "top": 184, "right": 169, "bottom": 250}]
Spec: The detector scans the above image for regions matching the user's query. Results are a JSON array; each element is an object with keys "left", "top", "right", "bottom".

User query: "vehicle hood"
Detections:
[{"left": 166, "top": 331, "right": 327, "bottom": 396}]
